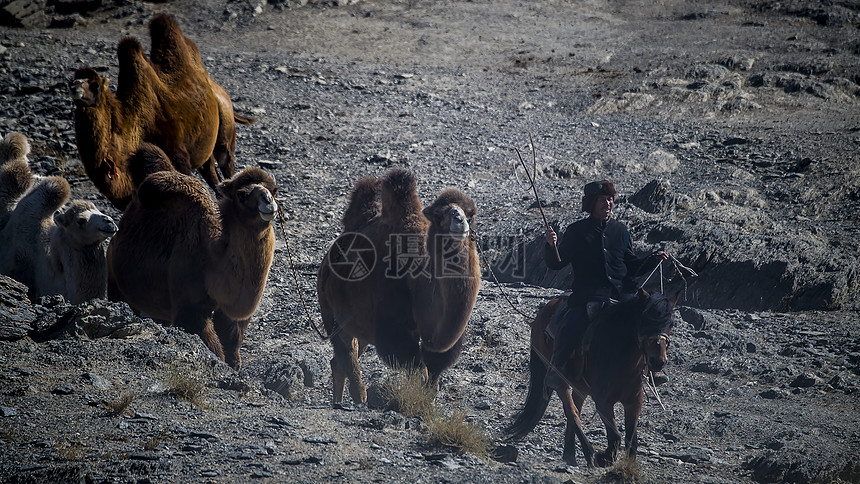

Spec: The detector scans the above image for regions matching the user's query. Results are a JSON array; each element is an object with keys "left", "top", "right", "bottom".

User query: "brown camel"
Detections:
[
  {"left": 317, "top": 168, "right": 481, "bottom": 406},
  {"left": 147, "top": 13, "right": 255, "bottom": 181},
  {"left": 0, "top": 174, "right": 117, "bottom": 304},
  {"left": 0, "top": 132, "right": 33, "bottom": 229},
  {"left": 107, "top": 144, "right": 278, "bottom": 369},
  {"left": 70, "top": 13, "right": 251, "bottom": 210}
]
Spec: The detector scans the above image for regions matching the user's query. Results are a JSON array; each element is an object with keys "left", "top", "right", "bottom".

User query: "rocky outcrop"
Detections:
[{"left": 492, "top": 180, "right": 857, "bottom": 312}]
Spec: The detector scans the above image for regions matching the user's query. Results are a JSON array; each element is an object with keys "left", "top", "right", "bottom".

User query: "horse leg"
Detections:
[
  {"left": 570, "top": 384, "right": 595, "bottom": 467},
  {"left": 557, "top": 388, "right": 584, "bottom": 466},
  {"left": 212, "top": 310, "right": 248, "bottom": 370},
  {"left": 623, "top": 393, "right": 644, "bottom": 458},
  {"left": 422, "top": 335, "right": 463, "bottom": 392},
  {"left": 594, "top": 401, "right": 622, "bottom": 467}
]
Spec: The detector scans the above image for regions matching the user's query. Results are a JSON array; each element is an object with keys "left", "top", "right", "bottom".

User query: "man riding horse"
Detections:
[{"left": 543, "top": 180, "right": 669, "bottom": 392}]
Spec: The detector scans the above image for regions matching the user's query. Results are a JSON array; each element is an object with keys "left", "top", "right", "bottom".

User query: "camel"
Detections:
[
  {"left": 317, "top": 168, "right": 481, "bottom": 406},
  {"left": 0, "top": 174, "right": 118, "bottom": 304},
  {"left": 0, "top": 132, "right": 33, "bottom": 229},
  {"left": 70, "top": 13, "right": 252, "bottom": 210},
  {"left": 107, "top": 145, "right": 278, "bottom": 369}
]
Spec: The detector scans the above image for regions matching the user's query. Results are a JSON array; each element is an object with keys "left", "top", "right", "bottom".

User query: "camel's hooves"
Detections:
[
  {"left": 491, "top": 444, "right": 518, "bottom": 463},
  {"left": 594, "top": 451, "right": 614, "bottom": 468}
]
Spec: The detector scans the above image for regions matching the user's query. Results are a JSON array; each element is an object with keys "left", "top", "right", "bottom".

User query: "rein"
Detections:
[
  {"left": 275, "top": 201, "right": 332, "bottom": 341},
  {"left": 470, "top": 225, "right": 532, "bottom": 320}
]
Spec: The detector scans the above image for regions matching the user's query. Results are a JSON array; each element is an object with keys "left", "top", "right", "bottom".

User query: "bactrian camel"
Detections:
[
  {"left": 317, "top": 167, "right": 481, "bottom": 406},
  {"left": 71, "top": 12, "right": 252, "bottom": 210},
  {"left": 107, "top": 144, "right": 278, "bottom": 369}
]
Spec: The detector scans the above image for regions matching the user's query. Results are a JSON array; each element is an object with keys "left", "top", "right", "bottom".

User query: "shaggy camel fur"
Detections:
[
  {"left": 0, "top": 175, "right": 117, "bottom": 304},
  {"left": 107, "top": 148, "right": 278, "bottom": 369},
  {"left": 71, "top": 13, "right": 250, "bottom": 210},
  {"left": 317, "top": 168, "right": 481, "bottom": 405},
  {"left": 0, "top": 132, "right": 33, "bottom": 229}
]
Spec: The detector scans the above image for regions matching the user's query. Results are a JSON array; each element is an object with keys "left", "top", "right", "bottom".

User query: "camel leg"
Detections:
[
  {"left": 199, "top": 156, "right": 222, "bottom": 190},
  {"left": 623, "top": 392, "right": 644, "bottom": 458},
  {"left": 212, "top": 310, "right": 248, "bottom": 370},
  {"left": 422, "top": 335, "right": 463, "bottom": 392},
  {"left": 212, "top": 132, "right": 235, "bottom": 180},
  {"left": 177, "top": 307, "right": 225, "bottom": 363},
  {"left": 594, "top": 401, "right": 622, "bottom": 467},
  {"left": 107, "top": 276, "right": 123, "bottom": 303},
  {"left": 330, "top": 333, "right": 366, "bottom": 405}
]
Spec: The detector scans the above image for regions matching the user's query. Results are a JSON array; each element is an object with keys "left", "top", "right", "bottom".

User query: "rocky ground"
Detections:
[{"left": 1, "top": 0, "right": 859, "bottom": 482}]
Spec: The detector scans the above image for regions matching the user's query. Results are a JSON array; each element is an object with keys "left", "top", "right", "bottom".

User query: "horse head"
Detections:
[{"left": 636, "top": 290, "right": 678, "bottom": 373}]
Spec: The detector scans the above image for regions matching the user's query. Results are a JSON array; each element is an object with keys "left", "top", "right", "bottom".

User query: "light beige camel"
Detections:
[
  {"left": 0, "top": 132, "right": 33, "bottom": 229},
  {"left": 0, "top": 175, "right": 117, "bottom": 304}
]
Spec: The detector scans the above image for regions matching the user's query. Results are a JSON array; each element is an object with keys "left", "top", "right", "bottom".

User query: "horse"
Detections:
[{"left": 506, "top": 289, "right": 676, "bottom": 467}]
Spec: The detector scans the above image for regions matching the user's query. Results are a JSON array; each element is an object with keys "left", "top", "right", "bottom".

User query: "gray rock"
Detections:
[
  {"left": 629, "top": 179, "right": 676, "bottom": 213},
  {"left": 0, "top": 406, "right": 18, "bottom": 416},
  {"left": 0, "top": 274, "right": 36, "bottom": 340}
]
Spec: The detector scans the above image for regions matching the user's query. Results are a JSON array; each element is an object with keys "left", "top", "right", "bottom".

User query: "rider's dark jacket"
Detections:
[{"left": 545, "top": 217, "right": 652, "bottom": 305}]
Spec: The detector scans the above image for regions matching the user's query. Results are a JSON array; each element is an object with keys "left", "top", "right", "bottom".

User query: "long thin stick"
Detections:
[{"left": 515, "top": 136, "right": 561, "bottom": 262}]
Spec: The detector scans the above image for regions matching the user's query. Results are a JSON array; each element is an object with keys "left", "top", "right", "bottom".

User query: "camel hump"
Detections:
[
  {"left": 16, "top": 176, "right": 71, "bottom": 221},
  {"left": 137, "top": 171, "right": 210, "bottom": 213},
  {"left": 380, "top": 167, "right": 423, "bottom": 222},
  {"left": 127, "top": 143, "right": 175, "bottom": 189},
  {"left": 0, "top": 158, "right": 33, "bottom": 203},
  {"left": 117, "top": 36, "right": 145, "bottom": 63},
  {"left": 0, "top": 132, "right": 31, "bottom": 164},
  {"left": 148, "top": 13, "right": 192, "bottom": 73},
  {"left": 342, "top": 175, "right": 380, "bottom": 232}
]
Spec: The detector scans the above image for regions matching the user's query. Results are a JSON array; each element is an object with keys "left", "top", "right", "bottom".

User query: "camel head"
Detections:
[
  {"left": 422, "top": 188, "right": 477, "bottom": 241},
  {"left": 70, "top": 68, "right": 108, "bottom": 108},
  {"left": 217, "top": 167, "right": 278, "bottom": 226},
  {"left": 54, "top": 200, "right": 118, "bottom": 247}
]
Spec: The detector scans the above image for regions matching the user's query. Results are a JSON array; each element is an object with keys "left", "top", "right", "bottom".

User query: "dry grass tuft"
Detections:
[
  {"left": 381, "top": 366, "right": 491, "bottom": 458},
  {"left": 103, "top": 391, "right": 135, "bottom": 416},
  {"left": 599, "top": 456, "right": 642, "bottom": 483},
  {"left": 0, "top": 426, "right": 18, "bottom": 442},
  {"left": 165, "top": 367, "right": 209, "bottom": 408},
  {"left": 380, "top": 365, "right": 436, "bottom": 419},
  {"left": 425, "top": 410, "right": 490, "bottom": 459},
  {"left": 143, "top": 429, "right": 171, "bottom": 451},
  {"left": 54, "top": 439, "right": 85, "bottom": 461}
]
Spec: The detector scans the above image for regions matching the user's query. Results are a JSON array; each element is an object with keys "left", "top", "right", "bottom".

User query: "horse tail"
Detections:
[{"left": 505, "top": 347, "right": 551, "bottom": 441}]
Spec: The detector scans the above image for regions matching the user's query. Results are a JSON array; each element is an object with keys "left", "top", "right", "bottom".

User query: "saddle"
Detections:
[{"left": 545, "top": 296, "right": 616, "bottom": 341}]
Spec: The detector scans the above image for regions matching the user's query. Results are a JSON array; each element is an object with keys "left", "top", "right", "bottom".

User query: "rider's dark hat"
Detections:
[{"left": 581, "top": 180, "right": 616, "bottom": 212}]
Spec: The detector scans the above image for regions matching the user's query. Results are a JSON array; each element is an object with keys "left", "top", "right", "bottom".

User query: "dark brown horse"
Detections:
[{"left": 507, "top": 289, "right": 676, "bottom": 467}]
